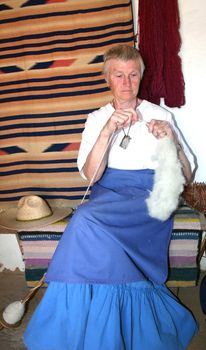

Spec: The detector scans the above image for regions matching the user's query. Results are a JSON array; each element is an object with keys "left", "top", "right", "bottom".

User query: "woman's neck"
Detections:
[{"left": 112, "top": 97, "right": 142, "bottom": 110}]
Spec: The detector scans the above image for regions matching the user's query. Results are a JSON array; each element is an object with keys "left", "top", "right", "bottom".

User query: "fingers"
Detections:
[
  {"left": 104, "top": 110, "right": 131, "bottom": 135},
  {"left": 147, "top": 119, "right": 174, "bottom": 139},
  {"left": 112, "top": 108, "right": 139, "bottom": 129}
]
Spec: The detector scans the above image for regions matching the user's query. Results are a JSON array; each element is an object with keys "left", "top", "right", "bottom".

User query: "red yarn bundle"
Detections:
[{"left": 138, "top": 0, "right": 185, "bottom": 108}]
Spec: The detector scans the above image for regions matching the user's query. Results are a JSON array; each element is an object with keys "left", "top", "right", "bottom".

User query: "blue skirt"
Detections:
[
  {"left": 24, "top": 281, "right": 197, "bottom": 350},
  {"left": 23, "top": 168, "right": 198, "bottom": 349},
  {"left": 45, "top": 168, "right": 174, "bottom": 284}
]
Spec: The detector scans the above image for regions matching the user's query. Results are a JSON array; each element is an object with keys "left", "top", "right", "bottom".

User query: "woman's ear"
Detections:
[
  {"left": 104, "top": 75, "right": 110, "bottom": 87},
  {"left": 104, "top": 74, "right": 111, "bottom": 88}
]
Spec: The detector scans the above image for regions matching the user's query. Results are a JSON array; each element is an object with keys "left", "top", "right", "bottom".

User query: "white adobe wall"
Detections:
[
  {"left": 132, "top": 0, "right": 206, "bottom": 182},
  {"left": 0, "top": 234, "right": 25, "bottom": 272}
]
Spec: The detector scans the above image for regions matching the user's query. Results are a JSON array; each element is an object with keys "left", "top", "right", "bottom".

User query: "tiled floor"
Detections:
[{"left": 0, "top": 270, "right": 206, "bottom": 350}]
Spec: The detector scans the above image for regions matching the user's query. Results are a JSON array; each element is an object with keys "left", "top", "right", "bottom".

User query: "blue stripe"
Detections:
[
  {"left": 174, "top": 207, "right": 198, "bottom": 214},
  {"left": 172, "top": 231, "right": 201, "bottom": 239},
  {"left": 0, "top": 168, "right": 79, "bottom": 176},
  {"left": 0, "top": 159, "right": 77, "bottom": 167},
  {"left": 0, "top": 110, "right": 89, "bottom": 122},
  {"left": 0, "top": 194, "right": 88, "bottom": 202},
  {"left": 0, "top": 29, "right": 133, "bottom": 53},
  {"left": 0, "top": 2, "right": 131, "bottom": 24},
  {"left": 18, "top": 234, "right": 64, "bottom": 241},
  {"left": 0, "top": 128, "right": 83, "bottom": 140},
  {"left": 0, "top": 87, "right": 109, "bottom": 104},
  {"left": 0, "top": 21, "right": 133, "bottom": 44},
  {"left": 1, "top": 120, "right": 84, "bottom": 131},
  {"left": 0, "top": 186, "right": 87, "bottom": 194},
  {"left": 0, "top": 37, "right": 134, "bottom": 60},
  {"left": 0, "top": 79, "right": 106, "bottom": 96},
  {"left": 0, "top": 72, "right": 102, "bottom": 88}
]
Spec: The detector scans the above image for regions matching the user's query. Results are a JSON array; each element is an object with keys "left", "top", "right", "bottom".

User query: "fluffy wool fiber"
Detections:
[{"left": 146, "top": 136, "right": 185, "bottom": 221}]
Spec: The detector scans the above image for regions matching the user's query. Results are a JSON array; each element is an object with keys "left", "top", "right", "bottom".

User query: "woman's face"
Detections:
[{"left": 105, "top": 59, "right": 142, "bottom": 103}]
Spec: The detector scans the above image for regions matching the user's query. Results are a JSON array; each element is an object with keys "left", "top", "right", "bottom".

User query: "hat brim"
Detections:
[{"left": 0, "top": 207, "right": 73, "bottom": 231}]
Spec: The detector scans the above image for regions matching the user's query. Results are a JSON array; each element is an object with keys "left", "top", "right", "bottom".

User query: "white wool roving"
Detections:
[{"left": 146, "top": 136, "right": 185, "bottom": 221}]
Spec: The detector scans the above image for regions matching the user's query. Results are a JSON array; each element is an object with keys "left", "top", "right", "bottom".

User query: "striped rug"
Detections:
[
  {"left": 167, "top": 206, "right": 202, "bottom": 287},
  {"left": 0, "top": 0, "right": 134, "bottom": 208}
]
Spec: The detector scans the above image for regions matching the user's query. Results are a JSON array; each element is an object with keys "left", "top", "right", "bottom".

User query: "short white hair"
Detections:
[{"left": 103, "top": 44, "right": 145, "bottom": 78}]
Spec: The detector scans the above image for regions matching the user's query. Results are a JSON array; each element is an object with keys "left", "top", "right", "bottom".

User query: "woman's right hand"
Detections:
[{"left": 102, "top": 108, "right": 139, "bottom": 136}]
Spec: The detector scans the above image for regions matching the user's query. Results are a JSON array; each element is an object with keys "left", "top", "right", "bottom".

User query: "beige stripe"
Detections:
[
  {"left": 0, "top": 179, "right": 87, "bottom": 187},
  {"left": 0, "top": 175, "right": 86, "bottom": 188},
  {"left": 1, "top": 24, "right": 133, "bottom": 53},
  {"left": 1, "top": 122, "right": 85, "bottom": 135},
  {"left": 0, "top": 63, "right": 105, "bottom": 83},
  {"left": 0, "top": 152, "right": 80, "bottom": 162},
  {"left": 0, "top": 0, "right": 130, "bottom": 22},
  {"left": 0, "top": 74, "right": 104, "bottom": 91},
  {"left": 0, "top": 190, "right": 87, "bottom": 199},
  {"left": 0, "top": 199, "right": 85, "bottom": 209},
  {"left": 1, "top": 179, "right": 87, "bottom": 190},
  {"left": 0, "top": 92, "right": 113, "bottom": 116},
  {"left": 1, "top": 81, "right": 107, "bottom": 99},
  {"left": 0, "top": 9, "right": 131, "bottom": 38},
  {"left": 1, "top": 117, "right": 85, "bottom": 127},
  {"left": 1, "top": 162, "right": 77, "bottom": 171},
  {"left": 0, "top": 135, "right": 82, "bottom": 147},
  {"left": 0, "top": 36, "right": 133, "bottom": 67},
  {"left": 0, "top": 0, "right": 125, "bottom": 21}
]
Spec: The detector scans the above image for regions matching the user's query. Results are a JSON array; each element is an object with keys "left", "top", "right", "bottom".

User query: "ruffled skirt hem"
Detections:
[{"left": 24, "top": 280, "right": 198, "bottom": 350}]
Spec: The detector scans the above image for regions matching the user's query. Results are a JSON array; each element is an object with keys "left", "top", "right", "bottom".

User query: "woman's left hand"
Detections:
[{"left": 147, "top": 119, "right": 177, "bottom": 142}]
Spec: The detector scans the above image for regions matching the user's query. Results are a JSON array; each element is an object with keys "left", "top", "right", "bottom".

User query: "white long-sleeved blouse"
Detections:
[{"left": 77, "top": 100, "right": 195, "bottom": 179}]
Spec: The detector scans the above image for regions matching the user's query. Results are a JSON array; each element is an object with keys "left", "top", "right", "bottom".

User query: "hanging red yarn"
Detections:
[{"left": 138, "top": 0, "right": 185, "bottom": 108}]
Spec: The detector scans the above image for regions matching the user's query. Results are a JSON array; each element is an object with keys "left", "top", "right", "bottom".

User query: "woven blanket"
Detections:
[
  {"left": 18, "top": 206, "right": 202, "bottom": 287},
  {"left": 0, "top": 0, "right": 134, "bottom": 209},
  {"left": 167, "top": 206, "right": 202, "bottom": 287},
  {"left": 18, "top": 218, "right": 70, "bottom": 287}
]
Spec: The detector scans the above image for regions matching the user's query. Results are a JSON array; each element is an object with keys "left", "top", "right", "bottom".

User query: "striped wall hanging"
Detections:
[{"left": 0, "top": 0, "right": 134, "bottom": 208}]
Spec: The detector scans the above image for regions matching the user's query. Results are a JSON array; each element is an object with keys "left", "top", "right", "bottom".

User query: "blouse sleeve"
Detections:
[
  {"left": 169, "top": 116, "right": 195, "bottom": 173},
  {"left": 77, "top": 110, "right": 110, "bottom": 179}
]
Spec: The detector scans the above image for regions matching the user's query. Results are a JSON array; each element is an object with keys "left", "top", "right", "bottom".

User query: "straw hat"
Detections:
[{"left": 0, "top": 195, "right": 72, "bottom": 231}]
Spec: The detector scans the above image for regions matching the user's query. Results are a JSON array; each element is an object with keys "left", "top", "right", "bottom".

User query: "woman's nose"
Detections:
[{"left": 123, "top": 76, "right": 131, "bottom": 86}]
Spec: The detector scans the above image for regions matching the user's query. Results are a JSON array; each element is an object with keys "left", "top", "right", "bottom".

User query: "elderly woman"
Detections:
[{"left": 24, "top": 45, "right": 197, "bottom": 350}]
